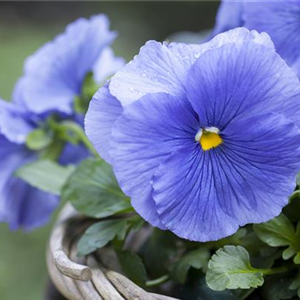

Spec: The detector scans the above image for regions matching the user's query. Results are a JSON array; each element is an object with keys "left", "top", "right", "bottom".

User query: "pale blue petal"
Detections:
[
  {"left": 110, "top": 92, "right": 199, "bottom": 227},
  {"left": 93, "top": 47, "right": 125, "bottom": 84},
  {"left": 244, "top": 1, "right": 300, "bottom": 66},
  {"left": 213, "top": 0, "right": 244, "bottom": 36},
  {"left": 13, "top": 15, "right": 116, "bottom": 114},
  {"left": 85, "top": 84, "right": 123, "bottom": 163},
  {"left": 0, "top": 100, "right": 33, "bottom": 144},
  {"left": 109, "top": 41, "right": 188, "bottom": 107},
  {"left": 59, "top": 143, "right": 89, "bottom": 165},
  {"left": 109, "top": 28, "right": 273, "bottom": 108},
  {"left": 0, "top": 136, "right": 58, "bottom": 230}
]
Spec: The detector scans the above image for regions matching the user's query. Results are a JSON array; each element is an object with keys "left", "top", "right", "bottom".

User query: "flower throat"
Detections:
[{"left": 195, "top": 127, "right": 223, "bottom": 151}]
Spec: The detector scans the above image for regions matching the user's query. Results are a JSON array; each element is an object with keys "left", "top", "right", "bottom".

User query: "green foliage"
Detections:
[
  {"left": 141, "top": 229, "right": 178, "bottom": 278},
  {"left": 169, "top": 247, "right": 210, "bottom": 283},
  {"left": 74, "top": 71, "right": 99, "bottom": 114},
  {"left": 77, "top": 219, "right": 128, "bottom": 256},
  {"left": 116, "top": 250, "right": 147, "bottom": 286},
  {"left": 284, "top": 191, "right": 300, "bottom": 222},
  {"left": 262, "top": 275, "right": 297, "bottom": 300},
  {"left": 26, "top": 128, "right": 53, "bottom": 150},
  {"left": 181, "top": 276, "right": 244, "bottom": 300},
  {"left": 254, "top": 214, "right": 300, "bottom": 263},
  {"left": 290, "top": 273, "right": 300, "bottom": 298},
  {"left": 213, "top": 228, "right": 247, "bottom": 249},
  {"left": 206, "top": 246, "right": 264, "bottom": 291},
  {"left": 15, "top": 160, "right": 74, "bottom": 195},
  {"left": 62, "top": 158, "right": 132, "bottom": 218}
]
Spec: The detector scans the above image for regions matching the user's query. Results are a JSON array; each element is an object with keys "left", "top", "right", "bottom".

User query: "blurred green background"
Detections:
[{"left": 0, "top": 2, "right": 218, "bottom": 299}]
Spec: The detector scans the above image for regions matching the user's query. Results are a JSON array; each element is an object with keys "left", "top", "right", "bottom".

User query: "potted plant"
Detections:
[{"left": 2, "top": 2, "right": 300, "bottom": 300}]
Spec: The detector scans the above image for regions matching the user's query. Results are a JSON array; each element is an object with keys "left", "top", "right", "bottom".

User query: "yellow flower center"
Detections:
[{"left": 195, "top": 127, "right": 223, "bottom": 151}]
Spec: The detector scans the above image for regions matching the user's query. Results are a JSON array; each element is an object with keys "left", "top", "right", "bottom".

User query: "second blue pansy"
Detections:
[
  {"left": 213, "top": 0, "right": 300, "bottom": 77},
  {"left": 13, "top": 14, "right": 124, "bottom": 115}
]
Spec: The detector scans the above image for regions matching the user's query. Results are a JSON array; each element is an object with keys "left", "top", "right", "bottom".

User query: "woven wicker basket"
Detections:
[{"left": 47, "top": 204, "right": 180, "bottom": 300}]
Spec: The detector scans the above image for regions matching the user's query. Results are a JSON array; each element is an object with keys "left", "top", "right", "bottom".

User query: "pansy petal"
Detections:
[
  {"left": 59, "top": 143, "right": 89, "bottom": 165},
  {"left": 212, "top": 0, "right": 244, "bottom": 36},
  {"left": 209, "top": 27, "right": 274, "bottom": 51},
  {"left": 153, "top": 145, "right": 239, "bottom": 241},
  {"left": 169, "top": 29, "right": 274, "bottom": 68},
  {"left": 244, "top": 1, "right": 300, "bottom": 66},
  {"left": 3, "top": 178, "right": 59, "bottom": 230},
  {"left": 219, "top": 113, "right": 300, "bottom": 223},
  {"left": 110, "top": 41, "right": 188, "bottom": 106},
  {"left": 0, "top": 136, "right": 58, "bottom": 230},
  {"left": 13, "top": 15, "right": 116, "bottom": 114},
  {"left": 0, "top": 100, "right": 33, "bottom": 144},
  {"left": 13, "top": 76, "right": 75, "bottom": 114},
  {"left": 153, "top": 113, "right": 300, "bottom": 241},
  {"left": 187, "top": 40, "right": 300, "bottom": 129},
  {"left": 110, "top": 92, "right": 199, "bottom": 226},
  {"left": 110, "top": 28, "right": 273, "bottom": 108},
  {"left": 85, "top": 85, "right": 123, "bottom": 163},
  {"left": 93, "top": 47, "right": 125, "bottom": 84}
]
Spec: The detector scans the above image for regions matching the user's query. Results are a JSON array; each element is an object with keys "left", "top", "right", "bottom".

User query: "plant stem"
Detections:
[
  {"left": 60, "top": 121, "right": 99, "bottom": 157},
  {"left": 260, "top": 265, "right": 292, "bottom": 275},
  {"left": 146, "top": 275, "right": 169, "bottom": 287}
]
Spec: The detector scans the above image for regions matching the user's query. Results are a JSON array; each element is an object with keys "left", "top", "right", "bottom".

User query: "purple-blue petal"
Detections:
[
  {"left": 109, "top": 41, "right": 188, "bottom": 107},
  {"left": 187, "top": 40, "right": 300, "bottom": 129},
  {"left": 59, "top": 142, "right": 89, "bottom": 165},
  {"left": 85, "top": 84, "right": 123, "bottom": 164},
  {"left": 0, "top": 136, "right": 58, "bottom": 230},
  {"left": 0, "top": 100, "right": 33, "bottom": 144},
  {"left": 153, "top": 145, "right": 239, "bottom": 241},
  {"left": 110, "top": 92, "right": 199, "bottom": 227},
  {"left": 93, "top": 47, "right": 125, "bottom": 84},
  {"left": 213, "top": 1, "right": 300, "bottom": 76},
  {"left": 244, "top": 1, "right": 300, "bottom": 66},
  {"left": 153, "top": 113, "right": 300, "bottom": 241},
  {"left": 212, "top": 0, "right": 244, "bottom": 36},
  {"left": 109, "top": 28, "right": 273, "bottom": 108}
]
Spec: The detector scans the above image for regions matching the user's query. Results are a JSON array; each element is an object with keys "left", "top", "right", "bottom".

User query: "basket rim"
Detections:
[{"left": 47, "top": 203, "right": 180, "bottom": 300}]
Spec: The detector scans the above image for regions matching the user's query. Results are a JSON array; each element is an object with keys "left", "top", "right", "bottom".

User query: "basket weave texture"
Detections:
[{"left": 47, "top": 204, "right": 180, "bottom": 300}]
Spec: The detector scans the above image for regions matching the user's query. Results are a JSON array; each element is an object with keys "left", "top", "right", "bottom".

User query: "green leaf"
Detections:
[
  {"left": 15, "top": 160, "right": 75, "bottom": 195},
  {"left": 262, "top": 275, "right": 297, "bottom": 300},
  {"left": 82, "top": 72, "right": 98, "bottom": 99},
  {"left": 141, "top": 229, "right": 178, "bottom": 278},
  {"left": 26, "top": 128, "right": 53, "bottom": 150},
  {"left": 253, "top": 214, "right": 300, "bottom": 261},
  {"left": 62, "top": 158, "right": 132, "bottom": 218},
  {"left": 283, "top": 191, "right": 300, "bottom": 222},
  {"left": 296, "top": 171, "right": 300, "bottom": 186},
  {"left": 77, "top": 219, "right": 127, "bottom": 256},
  {"left": 181, "top": 276, "right": 242, "bottom": 300},
  {"left": 290, "top": 273, "right": 300, "bottom": 298},
  {"left": 206, "top": 246, "right": 264, "bottom": 291},
  {"left": 128, "top": 215, "right": 145, "bottom": 232},
  {"left": 39, "top": 139, "right": 64, "bottom": 161},
  {"left": 213, "top": 228, "right": 247, "bottom": 249},
  {"left": 116, "top": 250, "right": 147, "bottom": 286},
  {"left": 170, "top": 248, "right": 210, "bottom": 283},
  {"left": 74, "top": 72, "right": 98, "bottom": 114}
]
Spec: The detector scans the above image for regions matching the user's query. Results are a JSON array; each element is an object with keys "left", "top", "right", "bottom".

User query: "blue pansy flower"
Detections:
[
  {"left": 13, "top": 14, "right": 124, "bottom": 115},
  {"left": 86, "top": 28, "right": 300, "bottom": 241},
  {"left": 0, "top": 100, "right": 89, "bottom": 230},
  {"left": 0, "top": 102, "right": 58, "bottom": 230},
  {"left": 213, "top": 0, "right": 300, "bottom": 77},
  {"left": 0, "top": 15, "right": 123, "bottom": 230}
]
